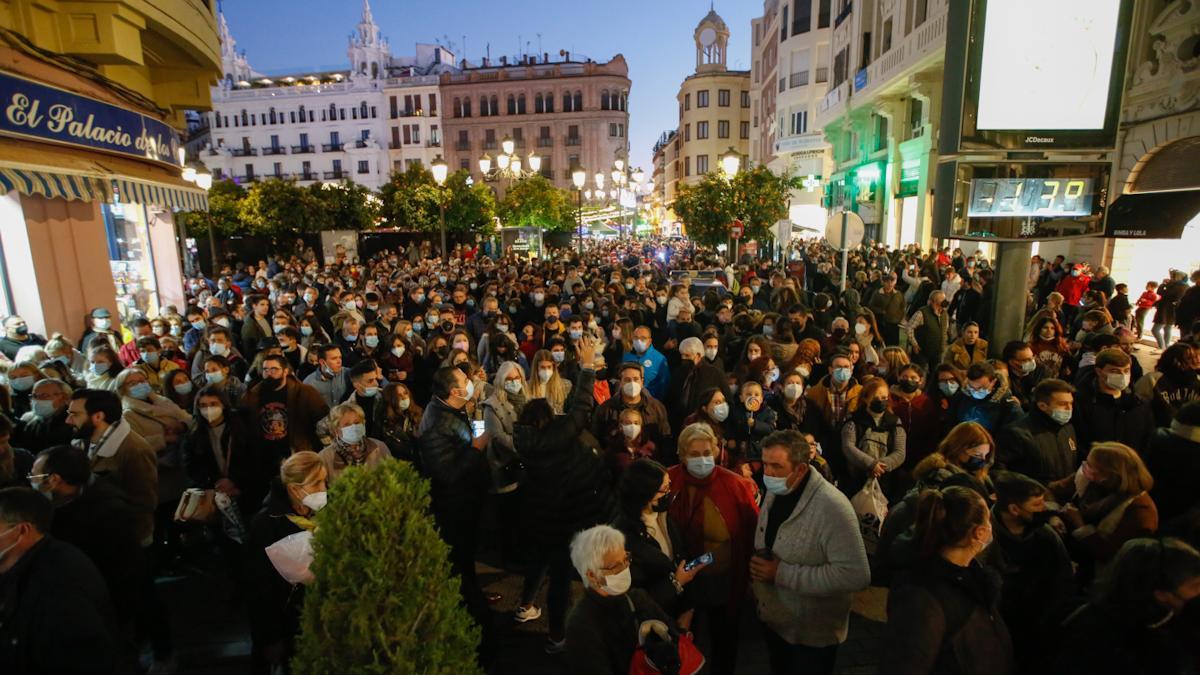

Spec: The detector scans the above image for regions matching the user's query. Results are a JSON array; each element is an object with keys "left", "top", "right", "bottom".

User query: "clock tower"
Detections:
[{"left": 694, "top": 9, "right": 730, "bottom": 74}]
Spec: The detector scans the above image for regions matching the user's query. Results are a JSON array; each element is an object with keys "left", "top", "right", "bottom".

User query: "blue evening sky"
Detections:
[{"left": 219, "top": 0, "right": 759, "bottom": 173}]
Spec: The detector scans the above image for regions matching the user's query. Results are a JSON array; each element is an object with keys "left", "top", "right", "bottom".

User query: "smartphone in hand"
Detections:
[
  {"left": 471, "top": 420, "right": 486, "bottom": 439},
  {"left": 684, "top": 552, "right": 714, "bottom": 572}
]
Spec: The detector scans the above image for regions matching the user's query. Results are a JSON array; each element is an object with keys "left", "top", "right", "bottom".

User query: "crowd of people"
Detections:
[{"left": 1, "top": 234, "right": 1200, "bottom": 675}]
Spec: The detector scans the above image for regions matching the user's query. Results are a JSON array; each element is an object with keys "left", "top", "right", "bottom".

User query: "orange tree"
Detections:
[
  {"left": 498, "top": 174, "right": 576, "bottom": 232},
  {"left": 672, "top": 165, "right": 799, "bottom": 248}
]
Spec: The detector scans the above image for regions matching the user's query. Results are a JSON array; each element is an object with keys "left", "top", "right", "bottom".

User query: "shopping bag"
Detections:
[
  {"left": 264, "top": 530, "right": 315, "bottom": 585},
  {"left": 173, "top": 488, "right": 216, "bottom": 523},
  {"left": 851, "top": 478, "right": 889, "bottom": 555}
]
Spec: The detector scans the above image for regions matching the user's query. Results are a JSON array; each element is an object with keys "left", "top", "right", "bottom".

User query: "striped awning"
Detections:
[
  {"left": 0, "top": 167, "right": 108, "bottom": 202},
  {"left": 111, "top": 177, "right": 208, "bottom": 212}
]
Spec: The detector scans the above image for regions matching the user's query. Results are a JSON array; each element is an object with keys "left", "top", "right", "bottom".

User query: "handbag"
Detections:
[
  {"left": 173, "top": 487, "right": 217, "bottom": 523},
  {"left": 851, "top": 478, "right": 889, "bottom": 555},
  {"left": 626, "top": 596, "right": 705, "bottom": 675}
]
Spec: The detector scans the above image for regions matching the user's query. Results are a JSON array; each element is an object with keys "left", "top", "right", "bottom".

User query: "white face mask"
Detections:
[
  {"left": 621, "top": 423, "right": 641, "bottom": 439},
  {"left": 704, "top": 347, "right": 719, "bottom": 360},
  {"left": 1106, "top": 372, "right": 1131, "bottom": 391},
  {"left": 633, "top": 339, "right": 650, "bottom": 353},
  {"left": 538, "top": 368, "right": 554, "bottom": 383},
  {"left": 711, "top": 402, "right": 730, "bottom": 421},
  {"left": 209, "top": 342, "right": 229, "bottom": 356},
  {"left": 199, "top": 405, "right": 223, "bottom": 422},
  {"left": 504, "top": 379, "right": 524, "bottom": 394},
  {"left": 622, "top": 381, "right": 642, "bottom": 398},
  {"left": 339, "top": 423, "right": 366, "bottom": 444},
  {"left": 391, "top": 346, "right": 405, "bottom": 358},
  {"left": 301, "top": 491, "right": 327, "bottom": 512},
  {"left": 855, "top": 323, "right": 868, "bottom": 335},
  {"left": 784, "top": 383, "right": 803, "bottom": 400},
  {"left": 599, "top": 566, "right": 631, "bottom": 595}
]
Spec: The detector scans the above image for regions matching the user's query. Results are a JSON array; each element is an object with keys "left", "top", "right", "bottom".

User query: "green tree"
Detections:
[
  {"left": 673, "top": 165, "right": 799, "bottom": 247},
  {"left": 498, "top": 175, "right": 576, "bottom": 232},
  {"left": 293, "top": 461, "right": 481, "bottom": 675},
  {"left": 238, "top": 178, "right": 326, "bottom": 236},
  {"left": 180, "top": 178, "right": 245, "bottom": 236},
  {"left": 308, "top": 181, "right": 381, "bottom": 231},
  {"left": 443, "top": 169, "right": 496, "bottom": 236},
  {"left": 379, "top": 164, "right": 441, "bottom": 231}
]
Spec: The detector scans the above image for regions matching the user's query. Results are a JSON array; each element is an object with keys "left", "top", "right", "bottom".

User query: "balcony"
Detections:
[
  {"left": 564, "top": 136, "right": 581, "bottom": 146},
  {"left": 834, "top": 0, "right": 852, "bottom": 28},
  {"left": 789, "top": 71, "right": 809, "bottom": 88},
  {"left": 324, "top": 170, "right": 346, "bottom": 179},
  {"left": 536, "top": 137, "right": 553, "bottom": 148},
  {"left": 355, "top": 139, "right": 372, "bottom": 148},
  {"left": 322, "top": 143, "right": 345, "bottom": 151},
  {"left": 426, "top": 139, "right": 441, "bottom": 148},
  {"left": 852, "top": 3, "right": 948, "bottom": 103},
  {"left": 292, "top": 145, "right": 315, "bottom": 154},
  {"left": 234, "top": 175, "right": 257, "bottom": 183},
  {"left": 296, "top": 172, "right": 318, "bottom": 181},
  {"left": 455, "top": 140, "right": 471, "bottom": 151},
  {"left": 262, "top": 146, "right": 287, "bottom": 156},
  {"left": 230, "top": 147, "right": 257, "bottom": 157},
  {"left": 815, "top": 81, "right": 850, "bottom": 127},
  {"left": 482, "top": 140, "right": 498, "bottom": 150},
  {"left": 815, "top": 67, "right": 829, "bottom": 84}
]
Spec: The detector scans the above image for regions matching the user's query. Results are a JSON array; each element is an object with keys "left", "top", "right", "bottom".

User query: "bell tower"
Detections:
[
  {"left": 348, "top": 0, "right": 390, "bottom": 80},
  {"left": 694, "top": 8, "right": 730, "bottom": 74}
]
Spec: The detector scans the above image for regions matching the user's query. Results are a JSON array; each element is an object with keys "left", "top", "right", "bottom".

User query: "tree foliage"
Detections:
[
  {"left": 179, "top": 178, "right": 245, "bottom": 236},
  {"left": 294, "top": 460, "right": 481, "bottom": 675},
  {"left": 673, "top": 165, "right": 800, "bottom": 247},
  {"left": 238, "top": 178, "right": 326, "bottom": 235},
  {"left": 379, "top": 166, "right": 497, "bottom": 236},
  {"left": 443, "top": 169, "right": 497, "bottom": 236},
  {"left": 498, "top": 174, "right": 577, "bottom": 233},
  {"left": 308, "top": 180, "right": 380, "bottom": 231}
]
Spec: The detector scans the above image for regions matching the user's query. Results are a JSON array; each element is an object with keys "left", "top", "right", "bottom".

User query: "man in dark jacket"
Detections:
[
  {"left": 0, "top": 315, "right": 45, "bottom": 360},
  {"left": 1073, "top": 348, "right": 1156, "bottom": 455},
  {"left": 986, "top": 472, "right": 1074, "bottom": 672},
  {"left": 1175, "top": 270, "right": 1200, "bottom": 339},
  {"left": 239, "top": 354, "right": 329, "bottom": 458},
  {"left": 32, "top": 445, "right": 143, "bottom": 629},
  {"left": 594, "top": 362, "right": 673, "bottom": 463},
  {"left": 0, "top": 487, "right": 117, "bottom": 674},
  {"left": 417, "top": 365, "right": 494, "bottom": 653},
  {"left": 1148, "top": 401, "right": 1200, "bottom": 524},
  {"left": 666, "top": 337, "right": 727, "bottom": 432},
  {"left": 1002, "top": 341, "right": 1047, "bottom": 411},
  {"left": 13, "top": 378, "right": 75, "bottom": 453},
  {"left": 904, "top": 291, "right": 949, "bottom": 369},
  {"left": 949, "top": 362, "right": 1024, "bottom": 434},
  {"left": 995, "top": 378, "right": 1079, "bottom": 485}
]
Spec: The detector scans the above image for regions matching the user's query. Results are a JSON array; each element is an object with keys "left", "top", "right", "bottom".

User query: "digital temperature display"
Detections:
[{"left": 967, "top": 178, "right": 1095, "bottom": 218}]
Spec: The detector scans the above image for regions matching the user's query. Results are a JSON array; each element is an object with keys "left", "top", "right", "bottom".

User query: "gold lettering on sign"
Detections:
[
  {"left": 46, "top": 105, "right": 134, "bottom": 147},
  {"left": 6, "top": 93, "right": 43, "bottom": 128}
]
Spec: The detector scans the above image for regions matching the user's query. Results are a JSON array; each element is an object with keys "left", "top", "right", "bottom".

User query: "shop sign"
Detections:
[
  {"left": 0, "top": 71, "right": 181, "bottom": 168},
  {"left": 854, "top": 68, "right": 869, "bottom": 92}
]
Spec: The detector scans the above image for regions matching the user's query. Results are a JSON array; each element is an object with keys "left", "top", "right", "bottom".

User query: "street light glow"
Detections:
[
  {"left": 572, "top": 166, "right": 587, "bottom": 190},
  {"left": 479, "top": 154, "right": 492, "bottom": 174},
  {"left": 430, "top": 155, "right": 449, "bottom": 185},
  {"left": 497, "top": 153, "right": 511, "bottom": 170},
  {"left": 529, "top": 153, "right": 542, "bottom": 173},
  {"left": 501, "top": 136, "right": 515, "bottom": 155},
  {"left": 595, "top": 172, "right": 605, "bottom": 190},
  {"left": 720, "top": 146, "right": 741, "bottom": 178}
]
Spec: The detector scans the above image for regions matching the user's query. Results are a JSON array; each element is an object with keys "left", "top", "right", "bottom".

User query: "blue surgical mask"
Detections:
[
  {"left": 190, "top": 320, "right": 206, "bottom": 331},
  {"left": 1049, "top": 409, "right": 1072, "bottom": 425},
  {"left": 31, "top": 399, "right": 56, "bottom": 418},
  {"left": 968, "top": 385, "right": 990, "bottom": 400},
  {"left": 964, "top": 455, "right": 989, "bottom": 471},
  {"left": 129, "top": 382, "right": 153, "bottom": 400},
  {"left": 686, "top": 456, "right": 716, "bottom": 479},
  {"left": 364, "top": 335, "right": 380, "bottom": 348},
  {"left": 939, "top": 381, "right": 959, "bottom": 396},
  {"left": 140, "top": 351, "right": 160, "bottom": 366},
  {"left": 301, "top": 326, "right": 314, "bottom": 336},
  {"left": 832, "top": 367, "right": 852, "bottom": 384},
  {"left": 763, "top": 474, "right": 792, "bottom": 496},
  {"left": 90, "top": 362, "right": 109, "bottom": 376},
  {"left": 205, "top": 371, "right": 226, "bottom": 385}
]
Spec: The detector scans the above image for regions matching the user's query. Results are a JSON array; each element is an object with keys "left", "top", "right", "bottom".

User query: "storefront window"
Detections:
[{"left": 103, "top": 200, "right": 159, "bottom": 324}]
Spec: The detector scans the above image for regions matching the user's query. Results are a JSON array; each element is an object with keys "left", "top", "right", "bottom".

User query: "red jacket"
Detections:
[
  {"left": 117, "top": 339, "right": 140, "bottom": 367},
  {"left": 1055, "top": 273, "right": 1091, "bottom": 306},
  {"left": 1136, "top": 290, "right": 1160, "bottom": 310}
]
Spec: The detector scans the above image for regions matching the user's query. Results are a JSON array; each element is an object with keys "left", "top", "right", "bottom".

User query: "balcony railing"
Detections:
[
  {"left": 815, "top": 67, "right": 829, "bottom": 83},
  {"left": 324, "top": 170, "right": 346, "bottom": 179},
  {"left": 291, "top": 145, "right": 315, "bottom": 154},
  {"left": 537, "top": 137, "right": 553, "bottom": 147},
  {"left": 564, "top": 136, "right": 581, "bottom": 146},
  {"left": 230, "top": 148, "right": 257, "bottom": 157},
  {"left": 482, "top": 140, "right": 498, "bottom": 150},
  {"left": 455, "top": 140, "right": 471, "bottom": 150},
  {"left": 296, "top": 172, "right": 318, "bottom": 181},
  {"left": 834, "top": 0, "right": 853, "bottom": 28},
  {"left": 789, "top": 71, "right": 809, "bottom": 88},
  {"left": 322, "top": 143, "right": 344, "bottom": 151},
  {"left": 262, "top": 147, "right": 287, "bottom": 155},
  {"left": 234, "top": 175, "right": 257, "bottom": 182},
  {"left": 355, "top": 139, "right": 371, "bottom": 148},
  {"left": 426, "top": 139, "right": 441, "bottom": 148},
  {"left": 389, "top": 142, "right": 402, "bottom": 149}
]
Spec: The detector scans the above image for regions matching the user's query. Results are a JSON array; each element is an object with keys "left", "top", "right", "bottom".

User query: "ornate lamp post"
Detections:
[
  {"left": 572, "top": 165, "right": 587, "bottom": 255},
  {"left": 430, "top": 154, "right": 449, "bottom": 261}
]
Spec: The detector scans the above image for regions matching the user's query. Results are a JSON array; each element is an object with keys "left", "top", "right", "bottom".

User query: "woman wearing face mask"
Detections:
[
  {"left": 527, "top": 349, "right": 572, "bottom": 414},
  {"left": 4, "top": 362, "right": 44, "bottom": 419},
  {"left": 375, "top": 333, "right": 414, "bottom": 385},
  {"left": 603, "top": 317, "right": 636, "bottom": 376},
  {"left": 79, "top": 307, "right": 122, "bottom": 355},
  {"left": 162, "top": 368, "right": 196, "bottom": 412},
  {"left": 481, "top": 361, "right": 527, "bottom": 497},
  {"left": 317, "top": 402, "right": 390, "bottom": 485},
  {"left": 666, "top": 422, "right": 759, "bottom": 675},
  {"left": 1054, "top": 537, "right": 1200, "bottom": 675},
  {"left": 1050, "top": 442, "right": 1158, "bottom": 584},
  {"left": 377, "top": 383, "right": 423, "bottom": 462},
  {"left": 770, "top": 371, "right": 819, "bottom": 436},
  {"left": 884, "top": 486, "right": 1015, "bottom": 675},
  {"left": 246, "top": 451, "right": 328, "bottom": 673},
  {"left": 733, "top": 336, "right": 771, "bottom": 386},
  {"left": 876, "top": 346, "right": 911, "bottom": 384},
  {"left": 183, "top": 386, "right": 265, "bottom": 522},
  {"left": 683, "top": 388, "right": 733, "bottom": 464},
  {"left": 889, "top": 365, "right": 941, "bottom": 487},
  {"left": 851, "top": 313, "right": 883, "bottom": 366},
  {"left": 84, "top": 345, "right": 123, "bottom": 392},
  {"left": 114, "top": 369, "right": 191, "bottom": 455},
  {"left": 613, "top": 459, "right": 704, "bottom": 629},
  {"left": 841, "top": 378, "right": 907, "bottom": 499}
]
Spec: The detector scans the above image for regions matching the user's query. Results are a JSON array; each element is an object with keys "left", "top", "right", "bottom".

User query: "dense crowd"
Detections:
[{"left": 2, "top": 235, "right": 1200, "bottom": 675}]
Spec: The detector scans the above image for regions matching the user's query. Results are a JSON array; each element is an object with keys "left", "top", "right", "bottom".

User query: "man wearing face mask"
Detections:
[
  {"left": 751, "top": 430, "right": 870, "bottom": 674},
  {"left": 0, "top": 315, "right": 46, "bottom": 360},
  {"left": 0, "top": 487, "right": 119, "bottom": 673},
  {"left": 995, "top": 379, "right": 1079, "bottom": 485},
  {"left": 13, "top": 379, "right": 74, "bottom": 454},
  {"left": 949, "top": 362, "right": 1023, "bottom": 433},
  {"left": 667, "top": 337, "right": 729, "bottom": 433},
  {"left": 417, "top": 366, "right": 495, "bottom": 657},
  {"left": 623, "top": 325, "right": 670, "bottom": 401},
  {"left": 1072, "top": 348, "right": 1156, "bottom": 454},
  {"left": 241, "top": 355, "right": 328, "bottom": 458},
  {"left": 345, "top": 360, "right": 384, "bottom": 436},
  {"left": 987, "top": 472, "right": 1075, "bottom": 673},
  {"left": 80, "top": 307, "right": 122, "bottom": 355},
  {"left": 1002, "top": 341, "right": 1046, "bottom": 410}
]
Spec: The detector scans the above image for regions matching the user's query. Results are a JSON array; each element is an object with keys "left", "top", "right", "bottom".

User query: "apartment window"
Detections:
[
  {"left": 459, "top": 158, "right": 469, "bottom": 171},
  {"left": 793, "top": 0, "right": 812, "bottom": 35},
  {"left": 913, "top": 0, "right": 928, "bottom": 30},
  {"left": 740, "top": 121, "right": 750, "bottom": 139},
  {"left": 463, "top": 99, "right": 471, "bottom": 117},
  {"left": 717, "top": 120, "right": 730, "bottom": 138},
  {"left": 859, "top": 32, "right": 873, "bottom": 70},
  {"left": 301, "top": 160, "right": 311, "bottom": 177},
  {"left": 507, "top": 94, "right": 517, "bottom": 115},
  {"left": 480, "top": 96, "right": 490, "bottom": 117},
  {"left": 430, "top": 125, "right": 440, "bottom": 145},
  {"left": 697, "top": 90, "right": 709, "bottom": 107},
  {"left": 818, "top": 0, "right": 831, "bottom": 27},
  {"left": 457, "top": 129, "right": 469, "bottom": 149},
  {"left": 718, "top": 89, "right": 730, "bottom": 107},
  {"left": 428, "top": 94, "right": 437, "bottom": 115},
  {"left": 618, "top": 123, "right": 625, "bottom": 137},
  {"left": 684, "top": 157, "right": 691, "bottom": 177},
  {"left": 909, "top": 97, "right": 925, "bottom": 138},
  {"left": 544, "top": 93, "right": 554, "bottom": 113},
  {"left": 535, "top": 94, "right": 545, "bottom": 114},
  {"left": 413, "top": 95, "right": 422, "bottom": 113},
  {"left": 816, "top": 45, "right": 830, "bottom": 83},
  {"left": 609, "top": 123, "right": 618, "bottom": 137},
  {"left": 697, "top": 121, "right": 709, "bottom": 139},
  {"left": 244, "top": 163, "right": 254, "bottom": 179},
  {"left": 601, "top": 90, "right": 611, "bottom": 110},
  {"left": 883, "top": 19, "right": 894, "bottom": 53},
  {"left": 781, "top": 5, "right": 789, "bottom": 41},
  {"left": 833, "top": 47, "right": 848, "bottom": 85},
  {"left": 790, "top": 49, "right": 811, "bottom": 88},
  {"left": 270, "top": 134, "right": 280, "bottom": 149},
  {"left": 391, "top": 126, "right": 401, "bottom": 148},
  {"left": 539, "top": 156, "right": 552, "bottom": 179},
  {"left": 410, "top": 123, "right": 422, "bottom": 144},
  {"left": 567, "top": 124, "right": 580, "bottom": 144},
  {"left": 562, "top": 91, "right": 572, "bottom": 112},
  {"left": 696, "top": 155, "right": 709, "bottom": 174},
  {"left": 330, "top": 131, "right": 340, "bottom": 146},
  {"left": 568, "top": 154, "right": 580, "bottom": 170},
  {"left": 790, "top": 110, "right": 809, "bottom": 135},
  {"left": 517, "top": 94, "right": 526, "bottom": 114},
  {"left": 358, "top": 160, "right": 370, "bottom": 175},
  {"left": 273, "top": 162, "right": 283, "bottom": 177},
  {"left": 484, "top": 128, "right": 496, "bottom": 149},
  {"left": 741, "top": 90, "right": 750, "bottom": 107},
  {"left": 874, "top": 114, "right": 889, "bottom": 151},
  {"left": 685, "top": 93, "right": 691, "bottom": 111},
  {"left": 402, "top": 125, "right": 412, "bottom": 144},
  {"left": 332, "top": 159, "right": 343, "bottom": 174},
  {"left": 290, "top": 111, "right": 296, "bottom": 124},
  {"left": 299, "top": 133, "right": 309, "bottom": 148},
  {"left": 573, "top": 91, "right": 582, "bottom": 111},
  {"left": 406, "top": 158, "right": 422, "bottom": 171},
  {"left": 684, "top": 123, "right": 690, "bottom": 142}
]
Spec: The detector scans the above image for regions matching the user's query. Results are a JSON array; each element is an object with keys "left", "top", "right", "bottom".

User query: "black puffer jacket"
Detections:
[
  {"left": 244, "top": 479, "right": 307, "bottom": 648},
  {"left": 995, "top": 409, "right": 1079, "bottom": 485},
  {"left": 416, "top": 395, "right": 489, "bottom": 517},
  {"left": 1073, "top": 378, "right": 1156, "bottom": 455},
  {"left": 613, "top": 510, "right": 689, "bottom": 617},
  {"left": 517, "top": 369, "right": 615, "bottom": 546},
  {"left": 883, "top": 556, "right": 1015, "bottom": 675}
]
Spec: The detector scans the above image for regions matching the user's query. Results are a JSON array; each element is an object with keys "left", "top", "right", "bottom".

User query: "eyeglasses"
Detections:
[{"left": 599, "top": 553, "right": 632, "bottom": 574}]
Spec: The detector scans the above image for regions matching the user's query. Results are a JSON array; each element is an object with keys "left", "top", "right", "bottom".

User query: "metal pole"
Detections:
[
  {"left": 207, "top": 216, "right": 218, "bottom": 277},
  {"left": 577, "top": 188, "right": 583, "bottom": 255},
  {"left": 439, "top": 199, "right": 447, "bottom": 262},
  {"left": 840, "top": 210, "right": 850, "bottom": 291}
]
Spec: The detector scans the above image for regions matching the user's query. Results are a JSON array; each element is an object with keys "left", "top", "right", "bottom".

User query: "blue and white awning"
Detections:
[
  {"left": 111, "top": 177, "right": 208, "bottom": 211},
  {"left": 0, "top": 166, "right": 107, "bottom": 202}
]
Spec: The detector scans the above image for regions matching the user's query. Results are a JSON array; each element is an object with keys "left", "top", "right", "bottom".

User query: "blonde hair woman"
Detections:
[
  {"left": 114, "top": 367, "right": 191, "bottom": 453},
  {"left": 318, "top": 401, "right": 390, "bottom": 484},
  {"left": 528, "top": 348, "right": 572, "bottom": 414}
]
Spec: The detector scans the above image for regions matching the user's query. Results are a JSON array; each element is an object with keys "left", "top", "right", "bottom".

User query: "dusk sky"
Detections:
[{"left": 219, "top": 0, "right": 759, "bottom": 173}]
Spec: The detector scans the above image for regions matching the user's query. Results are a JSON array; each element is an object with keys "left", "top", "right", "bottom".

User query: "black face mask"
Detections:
[
  {"left": 441, "top": 321, "right": 455, "bottom": 333},
  {"left": 652, "top": 492, "right": 674, "bottom": 513},
  {"left": 868, "top": 399, "right": 887, "bottom": 414},
  {"left": 898, "top": 380, "right": 920, "bottom": 394}
]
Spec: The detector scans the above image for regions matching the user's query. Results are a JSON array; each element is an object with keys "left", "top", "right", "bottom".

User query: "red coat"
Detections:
[
  {"left": 667, "top": 464, "right": 759, "bottom": 616},
  {"left": 1055, "top": 273, "right": 1091, "bottom": 306},
  {"left": 117, "top": 339, "right": 140, "bottom": 367},
  {"left": 889, "top": 390, "right": 942, "bottom": 468}
]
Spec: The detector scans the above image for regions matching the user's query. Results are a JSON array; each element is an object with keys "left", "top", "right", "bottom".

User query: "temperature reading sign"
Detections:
[{"left": 967, "top": 178, "right": 1095, "bottom": 218}]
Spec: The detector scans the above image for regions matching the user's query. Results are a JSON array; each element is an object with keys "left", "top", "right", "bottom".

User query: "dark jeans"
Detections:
[
  {"left": 519, "top": 541, "right": 575, "bottom": 637},
  {"left": 762, "top": 625, "right": 838, "bottom": 675},
  {"left": 433, "top": 501, "right": 497, "bottom": 667},
  {"left": 692, "top": 604, "right": 742, "bottom": 675}
]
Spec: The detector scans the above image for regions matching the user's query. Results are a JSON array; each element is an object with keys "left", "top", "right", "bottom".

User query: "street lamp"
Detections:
[
  {"left": 720, "top": 146, "right": 742, "bottom": 179},
  {"left": 431, "top": 154, "right": 449, "bottom": 261},
  {"left": 501, "top": 135, "right": 515, "bottom": 156},
  {"left": 572, "top": 165, "right": 587, "bottom": 255},
  {"left": 478, "top": 139, "right": 539, "bottom": 185}
]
